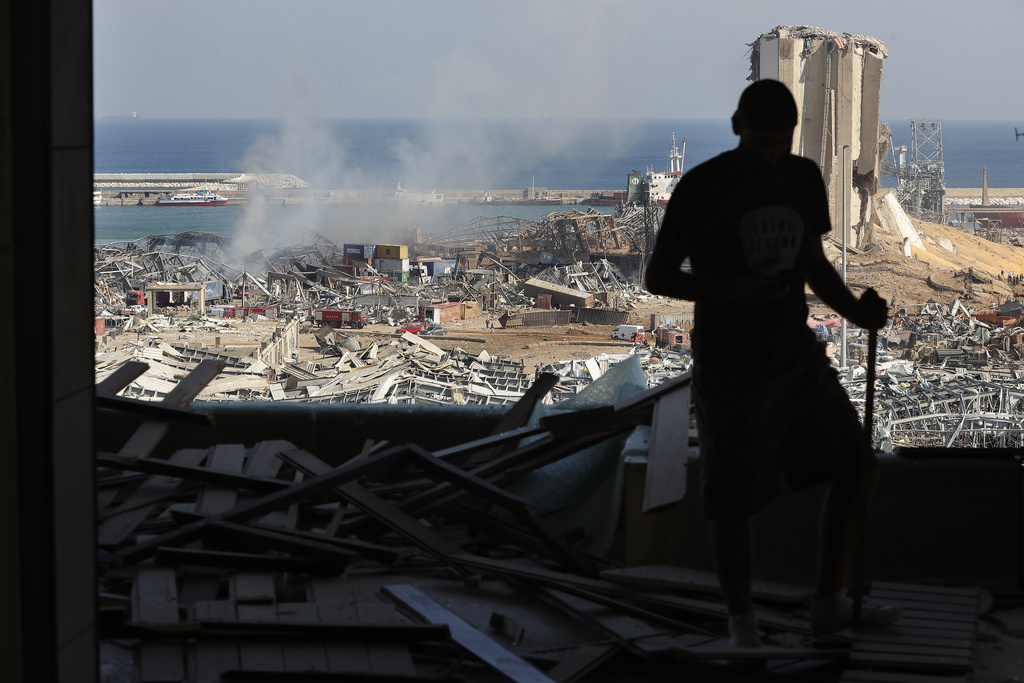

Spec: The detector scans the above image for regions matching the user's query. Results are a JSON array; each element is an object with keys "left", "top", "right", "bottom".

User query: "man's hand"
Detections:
[{"left": 851, "top": 288, "right": 889, "bottom": 330}]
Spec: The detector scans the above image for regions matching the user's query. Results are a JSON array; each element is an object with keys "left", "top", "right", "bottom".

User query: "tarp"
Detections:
[{"left": 504, "top": 355, "right": 649, "bottom": 556}]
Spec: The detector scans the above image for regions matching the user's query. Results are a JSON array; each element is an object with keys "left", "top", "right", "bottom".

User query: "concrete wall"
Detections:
[
  {"left": 93, "top": 403, "right": 1023, "bottom": 595},
  {"left": 3, "top": 0, "right": 98, "bottom": 680},
  {"left": 637, "top": 451, "right": 1019, "bottom": 594}
]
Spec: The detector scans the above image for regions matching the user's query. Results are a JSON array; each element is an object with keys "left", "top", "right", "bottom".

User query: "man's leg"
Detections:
[
  {"left": 711, "top": 516, "right": 761, "bottom": 648},
  {"left": 710, "top": 516, "right": 754, "bottom": 614},
  {"left": 816, "top": 463, "right": 876, "bottom": 594},
  {"left": 812, "top": 461, "right": 900, "bottom": 633}
]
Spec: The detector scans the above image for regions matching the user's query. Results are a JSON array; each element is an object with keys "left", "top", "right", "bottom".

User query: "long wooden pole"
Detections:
[{"left": 852, "top": 326, "right": 878, "bottom": 628}]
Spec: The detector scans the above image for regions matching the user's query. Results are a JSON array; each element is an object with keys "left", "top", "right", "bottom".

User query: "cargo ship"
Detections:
[
  {"left": 647, "top": 132, "right": 685, "bottom": 205},
  {"left": 968, "top": 166, "right": 1024, "bottom": 228},
  {"left": 156, "top": 189, "right": 229, "bottom": 206},
  {"left": 624, "top": 133, "right": 686, "bottom": 206}
]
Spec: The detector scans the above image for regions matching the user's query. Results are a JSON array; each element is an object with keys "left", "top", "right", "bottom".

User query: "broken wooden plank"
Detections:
[
  {"left": 96, "top": 360, "right": 150, "bottom": 396},
  {"left": 641, "top": 382, "right": 689, "bottom": 513},
  {"left": 599, "top": 564, "right": 812, "bottom": 604},
  {"left": 545, "top": 644, "right": 618, "bottom": 683},
  {"left": 845, "top": 582, "right": 980, "bottom": 675},
  {"left": 449, "top": 554, "right": 812, "bottom": 636},
  {"left": 383, "top": 584, "right": 557, "bottom": 683},
  {"left": 405, "top": 443, "right": 595, "bottom": 576},
  {"left": 276, "top": 602, "right": 330, "bottom": 673},
  {"left": 342, "top": 426, "right": 636, "bottom": 540},
  {"left": 195, "top": 444, "right": 247, "bottom": 514},
  {"left": 489, "top": 612, "right": 526, "bottom": 644},
  {"left": 99, "top": 447, "right": 209, "bottom": 546},
  {"left": 156, "top": 546, "right": 348, "bottom": 575},
  {"left": 118, "top": 359, "right": 227, "bottom": 460},
  {"left": 116, "top": 444, "right": 412, "bottom": 566},
  {"left": 97, "top": 451, "right": 290, "bottom": 495},
  {"left": 133, "top": 565, "right": 185, "bottom": 682},
  {"left": 97, "top": 394, "right": 215, "bottom": 425},
  {"left": 840, "top": 669, "right": 966, "bottom": 683},
  {"left": 230, "top": 572, "right": 277, "bottom": 605}
]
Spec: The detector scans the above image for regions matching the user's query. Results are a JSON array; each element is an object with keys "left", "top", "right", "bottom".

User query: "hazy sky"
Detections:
[{"left": 94, "top": 0, "right": 1024, "bottom": 122}]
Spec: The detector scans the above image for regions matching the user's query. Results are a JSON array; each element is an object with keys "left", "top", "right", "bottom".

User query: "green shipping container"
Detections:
[
  {"left": 626, "top": 172, "right": 644, "bottom": 204},
  {"left": 386, "top": 270, "right": 410, "bottom": 282}
]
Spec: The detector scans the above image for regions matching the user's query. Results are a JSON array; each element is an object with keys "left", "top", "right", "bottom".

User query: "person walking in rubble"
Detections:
[{"left": 644, "top": 79, "right": 901, "bottom": 650}]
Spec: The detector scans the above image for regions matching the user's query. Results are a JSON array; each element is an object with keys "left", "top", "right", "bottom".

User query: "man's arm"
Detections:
[
  {"left": 805, "top": 235, "right": 888, "bottom": 329},
  {"left": 645, "top": 229, "right": 792, "bottom": 305}
]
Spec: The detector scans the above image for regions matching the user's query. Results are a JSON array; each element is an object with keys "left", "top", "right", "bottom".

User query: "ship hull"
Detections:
[
  {"left": 156, "top": 199, "right": 228, "bottom": 206},
  {"left": 971, "top": 210, "right": 1024, "bottom": 229}
]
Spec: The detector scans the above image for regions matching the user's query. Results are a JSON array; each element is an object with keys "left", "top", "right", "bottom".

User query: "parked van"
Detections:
[{"left": 611, "top": 324, "right": 645, "bottom": 342}]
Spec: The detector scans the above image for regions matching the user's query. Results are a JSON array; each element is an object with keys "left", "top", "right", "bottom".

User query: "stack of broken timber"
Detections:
[{"left": 96, "top": 360, "right": 982, "bottom": 681}]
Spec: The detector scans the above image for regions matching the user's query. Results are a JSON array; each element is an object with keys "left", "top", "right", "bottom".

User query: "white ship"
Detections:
[
  {"left": 156, "top": 188, "right": 229, "bottom": 206},
  {"left": 393, "top": 183, "right": 443, "bottom": 205},
  {"left": 647, "top": 133, "right": 685, "bottom": 205}
]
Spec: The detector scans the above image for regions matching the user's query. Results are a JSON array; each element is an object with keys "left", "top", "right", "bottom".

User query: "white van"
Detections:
[{"left": 611, "top": 324, "right": 645, "bottom": 342}]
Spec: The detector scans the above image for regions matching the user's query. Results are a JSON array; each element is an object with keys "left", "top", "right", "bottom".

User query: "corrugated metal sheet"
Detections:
[
  {"left": 572, "top": 308, "right": 629, "bottom": 326},
  {"left": 512, "top": 310, "right": 572, "bottom": 327}
]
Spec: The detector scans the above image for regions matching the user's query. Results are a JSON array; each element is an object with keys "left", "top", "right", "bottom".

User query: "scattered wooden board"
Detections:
[
  {"left": 383, "top": 584, "right": 557, "bottom": 683},
  {"left": 600, "top": 564, "right": 812, "bottom": 604}
]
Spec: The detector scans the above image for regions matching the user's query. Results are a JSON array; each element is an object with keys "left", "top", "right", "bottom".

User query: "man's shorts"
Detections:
[{"left": 694, "top": 350, "right": 866, "bottom": 521}]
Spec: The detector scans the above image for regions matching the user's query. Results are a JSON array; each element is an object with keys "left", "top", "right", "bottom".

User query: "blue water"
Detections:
[{"left": 94, "top": 118, "right": 1024, "bottom": 244}]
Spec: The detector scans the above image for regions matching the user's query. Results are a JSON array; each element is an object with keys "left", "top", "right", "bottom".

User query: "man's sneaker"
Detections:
[
  {"left": 728, "top": 611, "right": 761, "bottom": 648},
  {"left": 811, "top": 590, "right": 902, "bottom": 634}
]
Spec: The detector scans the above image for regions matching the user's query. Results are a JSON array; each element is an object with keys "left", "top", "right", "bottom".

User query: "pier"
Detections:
[{"left": 93, "top": 173, "right": 607, "bottom": 206}]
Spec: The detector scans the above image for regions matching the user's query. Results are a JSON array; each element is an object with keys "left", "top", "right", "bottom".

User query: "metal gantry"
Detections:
[{"left": 884, "top": 119, "right": 946, "bottom": 223}]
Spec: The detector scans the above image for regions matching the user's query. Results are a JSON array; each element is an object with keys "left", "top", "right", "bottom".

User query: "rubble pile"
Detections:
[
  {"left": 837, "top": 296, "right": 1024, "bottom": 449},
  {"left": 95, "top": 223, "right": 678, "bottom": 405}
]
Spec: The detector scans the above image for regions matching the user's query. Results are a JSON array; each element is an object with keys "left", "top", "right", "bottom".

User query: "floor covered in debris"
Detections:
[{"left": 95, "top": 350, "right": 1024, "bottom": 682}]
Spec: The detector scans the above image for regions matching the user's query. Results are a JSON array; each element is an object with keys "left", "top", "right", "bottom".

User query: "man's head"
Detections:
[{"left": 732, "top": 79, "right": 798, "bottom": 164}]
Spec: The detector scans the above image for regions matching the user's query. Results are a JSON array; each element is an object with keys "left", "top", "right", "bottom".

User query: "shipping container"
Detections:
[
  {"left": 420, "top": 301, "right": 461, "bottom": 324},
  {"left": 426, "top": 259, "right": 456, "bottom": 276},
  {"left": 94, "top": 318, "right": 106, "bottom": 335},
  {"left": 375, "top": 244, "right": 409, "bottom": 259},
  {"left": 537, "top": 294, "right": 553, "bottom": 310},
  {"left": 343, "top": 243, "right": 376, "bottom": 259},
  {"left": 572, "top": 308, "right": 629, "bottom": 326},
  {"left": 374, "top": 257, "right": 409, "bottom": 272},
  {"left": 384, "top": 270, "right": 409, "bottom": 282}
]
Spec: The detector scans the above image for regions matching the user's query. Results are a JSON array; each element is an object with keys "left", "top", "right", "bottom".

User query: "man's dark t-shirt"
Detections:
[{"left": 658, "top": 149, "right": 831, "bottom": 372}]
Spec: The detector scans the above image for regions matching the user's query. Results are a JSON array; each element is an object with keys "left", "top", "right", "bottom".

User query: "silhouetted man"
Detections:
[{"left": 645, "top": 79, "right": 900, "bottom": 649}]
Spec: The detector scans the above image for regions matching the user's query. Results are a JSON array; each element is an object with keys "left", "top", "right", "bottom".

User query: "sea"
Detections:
[{"left": 94, "top": 118, "right": 1024, "bottom": 246}]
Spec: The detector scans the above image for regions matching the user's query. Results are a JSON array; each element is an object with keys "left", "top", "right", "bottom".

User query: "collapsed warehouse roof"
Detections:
[{"left": 421, "top": 208, "right": 660, "bottom": 264}]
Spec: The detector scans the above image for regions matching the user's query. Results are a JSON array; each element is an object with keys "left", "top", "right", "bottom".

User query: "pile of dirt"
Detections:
[{"left": 817, "top": 195, "right": 1024, "bottom": 315}]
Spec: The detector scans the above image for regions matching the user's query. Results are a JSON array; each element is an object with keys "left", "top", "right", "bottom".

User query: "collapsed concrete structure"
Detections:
[{"left": 750, "top": 25, "right": 887, "bottom": 250}]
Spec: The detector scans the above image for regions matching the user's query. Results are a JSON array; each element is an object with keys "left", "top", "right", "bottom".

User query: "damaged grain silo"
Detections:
[{"left": 749, "top": 25, "right": 887, "bottom": 250}]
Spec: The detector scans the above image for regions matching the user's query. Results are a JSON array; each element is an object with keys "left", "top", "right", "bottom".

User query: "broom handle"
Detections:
[{"left": 851, "top": 325, "right": 877, "bottom": 629}]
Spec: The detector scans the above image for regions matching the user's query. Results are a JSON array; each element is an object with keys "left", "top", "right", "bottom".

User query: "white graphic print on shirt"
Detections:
[{"left": 738, "top": 206, "right": 803, "bottom": 277}]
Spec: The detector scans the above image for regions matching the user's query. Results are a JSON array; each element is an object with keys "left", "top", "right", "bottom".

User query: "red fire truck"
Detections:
[{"left": 314, "top": 309, "right": 369, "bottom": 329}]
